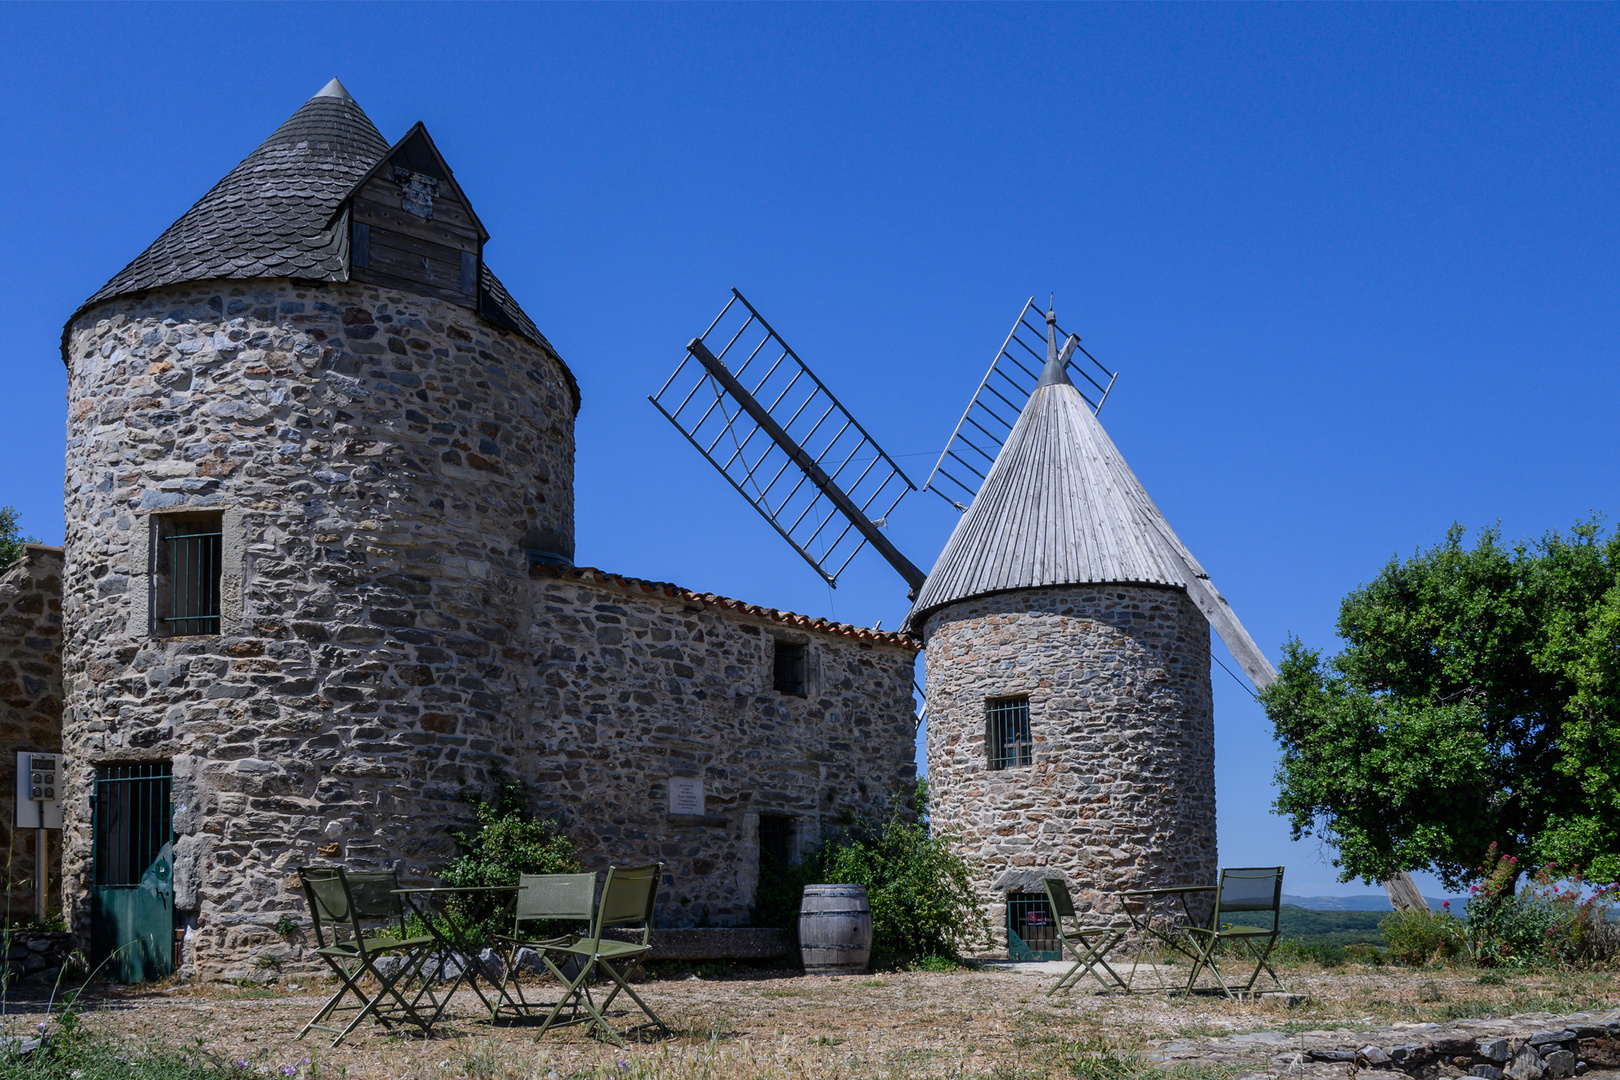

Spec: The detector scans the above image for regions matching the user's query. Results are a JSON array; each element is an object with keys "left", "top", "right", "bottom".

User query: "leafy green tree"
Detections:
[
  {"left": 1262, "top": 519, "right": 1620, "bottom": 889},
  {"left": 0, "top": 506, "right": 39, "bottom": 571}
]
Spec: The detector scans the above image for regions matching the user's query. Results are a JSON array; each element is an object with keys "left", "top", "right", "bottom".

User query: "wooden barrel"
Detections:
[{"left": 798, "top": 884, "right": 872, "bottom": 974}]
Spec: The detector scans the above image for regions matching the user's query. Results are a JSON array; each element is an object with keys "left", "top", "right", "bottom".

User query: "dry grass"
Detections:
[{"left": 0, "top": 959, "right": 1613, "bottom": 1080}]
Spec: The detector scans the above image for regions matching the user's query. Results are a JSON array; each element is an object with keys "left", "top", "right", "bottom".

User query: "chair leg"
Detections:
[
  {"left": 596, "top": 959, "right": 668, "bottom": 1037},
  {"left": 536, "top": 955, "right": 620, "bottom": 1047}
]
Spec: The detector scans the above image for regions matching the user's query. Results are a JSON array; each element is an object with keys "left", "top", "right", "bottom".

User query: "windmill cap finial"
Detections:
[{"left": 313, "top": 77, "right": 354, "bottom": 101}]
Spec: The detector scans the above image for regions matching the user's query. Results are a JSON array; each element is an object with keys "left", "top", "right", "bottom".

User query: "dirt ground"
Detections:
[{"left": 1, "top": 959, "right": 1616, "bottom": 1079}]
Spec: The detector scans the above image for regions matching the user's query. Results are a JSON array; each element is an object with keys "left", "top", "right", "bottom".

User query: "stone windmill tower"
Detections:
[
  {"left": 58, "top": 79, "right": 578, "bottom": 979},
  {"left": 900, "top": 307, "right": 1277, "bottom": 955}
]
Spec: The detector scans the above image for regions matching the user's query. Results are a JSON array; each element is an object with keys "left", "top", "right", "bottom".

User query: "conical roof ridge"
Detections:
[
  {"left": 903, "top": 378, "right": 1206, "bottom": 633},
  {"left": 80, "top": 82, "right": 391, "bottom": 307}
]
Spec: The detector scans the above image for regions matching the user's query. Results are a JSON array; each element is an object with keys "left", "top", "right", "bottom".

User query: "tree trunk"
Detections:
[{"left": 1382, "top": 870, "right": 1430, "bottom": 912}]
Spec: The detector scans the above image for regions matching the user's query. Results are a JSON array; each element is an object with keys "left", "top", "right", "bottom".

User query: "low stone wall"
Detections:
[
  {"left": 0, "top": 929, "right": 73, "bottom": 989},
  {"left": 0, "top": 546, "right": 64, "bottom": 922},
  {"left": 1146, "top": 1011, "right": 1620, "bottom": 1080},
  {"left": 605, "top": 926, "right": 793, "bottom": 961}
]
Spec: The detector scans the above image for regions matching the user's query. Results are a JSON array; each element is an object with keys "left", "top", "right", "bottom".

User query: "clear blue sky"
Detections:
[{"left": 3, "top": 3, "right": 1616, "bottom": 899}]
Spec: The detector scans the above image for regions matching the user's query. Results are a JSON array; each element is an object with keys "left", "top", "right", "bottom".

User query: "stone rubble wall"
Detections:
[
  {"left": 1147, "top": 1011, "right": 1620, "bottom": 1080},
  {"left": 527, "top": 568, "right": 920, "bottom": 928},
  {"left": 920, "top": 583, "right": 1215, "bottom": 954},
  {"left": 0, "top": 545, "right": 64, "bottom": 923},
  {"left": 61, "top": 279, "right": 576, "bottom": 979}
]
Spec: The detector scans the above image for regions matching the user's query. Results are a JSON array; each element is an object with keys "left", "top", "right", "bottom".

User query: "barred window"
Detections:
[
  {"left": 773, "top": 641, "right": 806, "bottom": 696},
  {"left": 154, "top": 513, "right": 222, "bottom": 637},
  {"left": 987, "top": 696, "right": 1032, "bottom": 770}
]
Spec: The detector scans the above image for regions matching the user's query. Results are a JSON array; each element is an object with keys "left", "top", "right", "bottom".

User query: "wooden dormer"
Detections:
[{"left": 347, "top": 123, "right": 487, "bottom": 306}]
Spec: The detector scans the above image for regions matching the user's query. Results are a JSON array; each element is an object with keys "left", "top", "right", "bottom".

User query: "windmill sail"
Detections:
[
  {"left": 923, "top": 297, "right": 1118, "bottom": 511},
  {"left": 650, "top": 289, "right": 926, "bottom": 591}
]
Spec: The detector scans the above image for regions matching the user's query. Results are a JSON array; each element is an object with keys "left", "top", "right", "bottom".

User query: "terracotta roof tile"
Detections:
[{"left": 532, "top": 563, "right": 920, "bottom": 650}]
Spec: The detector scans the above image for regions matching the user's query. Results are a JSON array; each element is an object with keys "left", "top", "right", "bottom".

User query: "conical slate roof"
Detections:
[
  {"left": 903, "top": 342, "right": 1210, "bottom": 634},
  {"left": 84, "top": 79, "right": 388, "bottom": 305},
  {"left": 67, "top": 79, "right": 580, "bottom": 412}
]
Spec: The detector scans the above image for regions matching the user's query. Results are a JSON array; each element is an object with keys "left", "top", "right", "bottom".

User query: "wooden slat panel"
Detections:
[
  {"left": 351, "top": 265, "right": 477, "bottom": 309},
  {"left": 358, "top": 171, "right": 481, "bottom": 233},
  {"left": 352, "top": 187, "right": 479, "bottom": 250},
  {"left": 365, "top": 226, "right": 466, "bottom": 267},
  {"left": 361, "top": 244, "right": 464, "bottom": 292}
]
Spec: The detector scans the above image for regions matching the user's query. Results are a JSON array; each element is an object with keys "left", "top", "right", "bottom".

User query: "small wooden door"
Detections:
[{"left": 92, "top": 762, "right": 174, "bottom": 983}]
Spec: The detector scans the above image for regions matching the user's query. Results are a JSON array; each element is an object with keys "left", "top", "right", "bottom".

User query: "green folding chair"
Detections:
[
  {"left": 489, "top": 872, "right": 598, "bottom": 1024},
  {"left": 296, "top": 867, "right": 445, "bottom": 1046},
  {"left": 535, "top": 863, "right": 669, "bottom": 1047},
  {"left": 1043, "top": 878, "right": 1127, "bottom": 995},
  {"left": 1184, "top": 866, "right": 1288, "bottom": 999}
]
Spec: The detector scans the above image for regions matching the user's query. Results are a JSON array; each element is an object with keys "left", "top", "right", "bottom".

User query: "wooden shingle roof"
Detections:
[
  {"left": 902, "top": 346, "right": 1277, "bottom": 687},
  {"left": 904, "top": 361, "right": 1192, "bottom": 631}
]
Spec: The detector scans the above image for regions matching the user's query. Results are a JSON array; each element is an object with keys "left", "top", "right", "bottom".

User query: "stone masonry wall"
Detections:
[
  {"left": 61, "top": 279, "right": 575, "bottom": 979},
  {"left": 920, "top": 584, "right": 1214, "bottom": 954},
  {"left": 0, "top": 546, "right": 64, "bottom": 924},
  {"left": 528, "top": 567, "right": 921, "bottom": 928}
]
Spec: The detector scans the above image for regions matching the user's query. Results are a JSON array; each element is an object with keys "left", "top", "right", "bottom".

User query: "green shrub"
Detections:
[
  {"left": 438, "top": 776, "right": 578, "bottom": 941},
  {"left": 816, "top": 782, "right": 989, "bottom": 970},
  {"left": 1379, "top": 908, "right": 1464, "bottom": 965}
]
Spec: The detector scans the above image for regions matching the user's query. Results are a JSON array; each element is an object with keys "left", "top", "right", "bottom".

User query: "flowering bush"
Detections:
[{"left": 1464, "top": 844, "right": 1620, "bottom": 968}]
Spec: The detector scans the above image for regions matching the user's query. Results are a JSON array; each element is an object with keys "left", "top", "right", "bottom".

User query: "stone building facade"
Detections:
[
  {"left": 0, "top": 545, "right": 64, "bottom": 922},
  {"left": 919, "top": 584, "right": 1214, "bottom": 951},
  {"left": 26, "top": 80, "right": 921, "bottom": 980},
  {"left": 528, "top": 567, "right": 919, "bottom": 929}
]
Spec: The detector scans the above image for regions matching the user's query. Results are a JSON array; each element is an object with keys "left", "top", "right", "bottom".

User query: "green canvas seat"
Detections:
[
  {"left": 1042, "top": 878, "right": 1127, "bottom": 995},
  {"left": 1184, "top": 866, "right": 1287, "bottom": 998},
  {"left": 534, "top": 863, "right": 669, "bottom": 1046},
  {"left": 488, "top": 871, "right": 598, "bottom": 1023},
  {"left": 296, "top": 867, "right": 445, "bottom": 1046}
]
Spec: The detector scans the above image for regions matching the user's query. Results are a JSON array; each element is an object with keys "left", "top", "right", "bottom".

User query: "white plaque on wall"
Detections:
[{"left": 668, "top": 777, "right": 704, "bottom": 816}]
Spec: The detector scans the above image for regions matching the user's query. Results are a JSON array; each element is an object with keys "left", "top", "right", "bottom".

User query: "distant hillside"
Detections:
[
  {"left": 1226, "top": 905, "right": 1389, "bottom": 946},
  {"left": 1284, "top": 893, "right": 1455, "bottom": 911}
]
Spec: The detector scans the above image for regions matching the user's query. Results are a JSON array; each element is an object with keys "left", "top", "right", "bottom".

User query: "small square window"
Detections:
[
  {"left": 154, "top": 513, "right": 222, "bottom": 637},
  {"left": 987, "top": 696, "right": 1031, "bottom": 770},
  {"left": 773, "top": 641, "right": 806, "bottom": 696}
]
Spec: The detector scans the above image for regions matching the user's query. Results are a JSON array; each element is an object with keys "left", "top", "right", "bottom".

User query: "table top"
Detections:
[
  {"left": 391, "top": 885, "right": 522, "bottom": 895},
  {"left": 1118, "top": 884, "right": 1216, "bottom": 899}
]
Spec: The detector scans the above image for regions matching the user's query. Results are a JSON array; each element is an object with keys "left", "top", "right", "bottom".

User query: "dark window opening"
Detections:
[
  {"left": 154, "top": 514, "right": 222, "bottom": 637},
  {"left": 987, "top": 696, "right": 1032, "bottom": 770},
  {"left": 1006, "top": 892, "right": 1060, "bottom": 961},
  {"left": 759, "top": 814, "right": 793, "bottom": 870},
  {"left": 773, "top": 641, "right": 806, "bottom": 696}
]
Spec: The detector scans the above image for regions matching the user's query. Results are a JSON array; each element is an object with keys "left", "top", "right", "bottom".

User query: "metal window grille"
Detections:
[
  {"left": 161, "top": 518, "right": 222, "bottom": 636},
  {"left": 1006, "top": 892, "right": 1060, "bottom": 961},
  {"left": 759, "top": 814, "right": 793, "bottom": 869},
  {"left": 774, "top": 641, "right": 806, "bottom": 696},
  {"left": 93, "top": 762, "right": 173, "bottom": 888},
  {"left": 987, "top": 696, "right": 1031, "bottom": 770}
]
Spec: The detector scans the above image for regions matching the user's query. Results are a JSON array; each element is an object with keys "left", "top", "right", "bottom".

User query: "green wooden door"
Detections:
[{"left": 92, "top": 763, "right": 174, "bottom": 983}]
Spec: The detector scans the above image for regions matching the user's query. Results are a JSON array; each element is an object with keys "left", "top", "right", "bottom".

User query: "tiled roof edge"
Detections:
[{"left": 532, "top": 563, "right": 921, "bottom": 650}]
